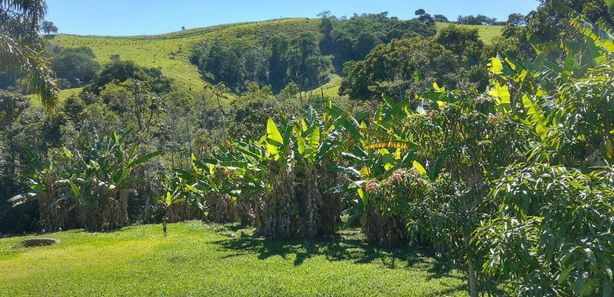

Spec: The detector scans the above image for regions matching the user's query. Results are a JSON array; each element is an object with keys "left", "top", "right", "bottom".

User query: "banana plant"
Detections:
[
  {"left": 156, "top": 172, "right": 202, "bottom": 236},
  {"left": 255, "top": 117, "right": 303, "bottom": 238},
  {"left": 291, "top": 107, "right": 347, "bottom": 237},
  {"left": 183, "top": 147, "right": 244, "bottom": 223},
  {"left": 10, "top": 148, "right": 74, "bottom": 232},
  {"left": 331, "top": 95, "right": 422, "bottom": 229},
  {"left": 63, "top": 131, "right": 159, "bottom": 231},
  {"left": 12, "top": 131, "right": 159, "bottom": 232}
]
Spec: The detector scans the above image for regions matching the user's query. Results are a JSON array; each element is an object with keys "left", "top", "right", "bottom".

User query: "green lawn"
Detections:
[{"left": 0, "top": 222, "right": 466, "bottom": 296}]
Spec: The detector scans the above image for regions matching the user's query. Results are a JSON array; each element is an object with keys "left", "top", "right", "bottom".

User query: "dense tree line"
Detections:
[
  {"left": 456, "top": 14, "right": 504, "bottom": 25},
  {"left": 1, "top": 45, "right": 101, "bottom": 91},
  {"left": 319, "top": 12, "right": 437, "bottom": 72},
  {"left": 190, "top": 33, "right": 332, "bottom": 93},
  {"left": 340, "top": 25, "right": 488, "bottom": 100},
  {"left": 49, "top": 46, "right": 100, "bottom": 89},
  {"left": 190, "top": 12, "right": 437, "bottom": 94}
]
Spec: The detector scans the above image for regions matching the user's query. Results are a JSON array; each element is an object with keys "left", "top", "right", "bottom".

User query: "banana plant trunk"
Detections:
[
  {"left": 119, "top": 189, "right": 130, "bottom": 225},
  {"left": 39, "top": 177, "right": 72, "bottom": 232},
  {"left": 303, "top": 170, "right": 322, "bottom": 239},
  {"left": 257, "top": 169, "right": 299, "bottom": 239},
  {"left": 206, "top": 194, "right": 239, "bottom": 223},
  {"left": 319, "top": 169, "right": 342, "bottom": 236}
]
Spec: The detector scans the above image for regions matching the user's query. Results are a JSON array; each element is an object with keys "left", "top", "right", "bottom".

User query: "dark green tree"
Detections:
[
  {"left": 51, "top": 47, "right": 100, "bottom": 88},
  {"left": 41, "top": 20, "right": 58, "bottom": 35},
  {"left": 340, "top": 37, "right": 458, "bottom": 100}
]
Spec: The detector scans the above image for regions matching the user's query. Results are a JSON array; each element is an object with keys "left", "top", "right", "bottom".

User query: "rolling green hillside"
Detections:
[
  {"left": 49, "top": 19, "right": 502, "bottom": 99},
  {"left": 50, "top": 18, "right": 321, "bottom": 92}
]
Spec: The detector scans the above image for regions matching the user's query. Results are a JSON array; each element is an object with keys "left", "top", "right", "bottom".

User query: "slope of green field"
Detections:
[
  {"left": 50, "top": 18, "right": 320, "bottom": 92},
  {"left": 435, "top": 22, "right": 503, "bottom": 44},
  {"left": 0, "top": 222, "right": 465, "bottom": 296},
  {"left": 50, "top": 19, "right": 502, "bottom": 99}
]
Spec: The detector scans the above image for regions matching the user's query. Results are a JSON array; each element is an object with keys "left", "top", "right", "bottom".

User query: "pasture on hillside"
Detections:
[
  {"left": 50, "top": 19, "right": 321, "bottom": 92},
  {"left": 435, "top": 23, "right": 503, "bottom": 44}
]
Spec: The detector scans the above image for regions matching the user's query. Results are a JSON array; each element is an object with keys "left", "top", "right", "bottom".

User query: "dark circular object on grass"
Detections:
[{"left": 22, "top": 238, "right": 60, "bottom": 247}]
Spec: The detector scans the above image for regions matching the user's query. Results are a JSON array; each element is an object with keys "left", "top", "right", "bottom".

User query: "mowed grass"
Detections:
[
  {"left": 50, "top": 18, "right": 321, "bottom": 92},
  {"left": 0, "top": 222, "right": 466, "bottom": 296},
  {"left": 435, "top": 22, "right": 503, "bottom": 44}
]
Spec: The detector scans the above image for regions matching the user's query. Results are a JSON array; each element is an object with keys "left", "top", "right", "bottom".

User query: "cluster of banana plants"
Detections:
[
  {"left": 12, "top": 130, "right": 159, "bottom": 232},
  {"left": 10, "top": 148, "right": 76, "bottom": 232},
  {"left": 176, "top": 106, "right": 354, "bottom": 239}
]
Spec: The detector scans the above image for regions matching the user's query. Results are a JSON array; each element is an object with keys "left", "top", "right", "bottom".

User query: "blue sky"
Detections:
[{"left": 46, "top": 0, "right": 540, "bottom": 36}]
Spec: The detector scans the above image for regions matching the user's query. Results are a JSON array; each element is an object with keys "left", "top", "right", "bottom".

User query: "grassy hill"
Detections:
[
  {"left": 435, "top": 22, "right": 504, "bottom": 44},
  {"left": 0, "top": 222, "right": 465, "bottom": 296},
  {"left": 50, "top": 18, "right": 321, "bottom": 93},
  {"left": 49, "top": 19, "right": 502, "bottom": 100}
]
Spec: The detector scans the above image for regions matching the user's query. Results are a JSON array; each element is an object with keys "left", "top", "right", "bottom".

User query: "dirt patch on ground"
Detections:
[{"left": 22, "top": 238, "right": 60, "bottom": 247}]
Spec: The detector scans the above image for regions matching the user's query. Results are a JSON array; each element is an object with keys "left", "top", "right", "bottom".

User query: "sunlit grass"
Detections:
[
  {"left": 0, "top": 222, "right": 466, "bottom": 296},
  {"left": 435, "top": 22, "right": 504, "bottom": 44},
  {"left": 300, "top": 75, "right": 346, "bottom": 100}
]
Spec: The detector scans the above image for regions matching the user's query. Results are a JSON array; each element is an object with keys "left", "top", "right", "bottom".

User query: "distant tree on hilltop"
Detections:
[
  {"left": 42, "top": 21, "right": 58, "bottom": 35},
  {"left": 415, "top": 8, "right": 435, "bottom": 24},
  {"left": 506, "top": 13, "right": 526, "bottom": 26},
  {"left": 434, "top": 14, "right": 449, "bottom": 22}
]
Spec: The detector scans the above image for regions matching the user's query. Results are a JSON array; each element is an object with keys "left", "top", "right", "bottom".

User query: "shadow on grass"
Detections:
[{"left": 212, "top": 229, "right": 459, "bottom": 280}]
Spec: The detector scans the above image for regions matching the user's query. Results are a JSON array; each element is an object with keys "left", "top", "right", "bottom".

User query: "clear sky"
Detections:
[{"left": 46, "top": 0, "right": 540, "bottom": 36}]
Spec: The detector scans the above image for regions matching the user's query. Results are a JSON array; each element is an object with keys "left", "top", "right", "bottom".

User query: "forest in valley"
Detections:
[{"left": 1, "top": 0, "right": 613, "bottom": 296}]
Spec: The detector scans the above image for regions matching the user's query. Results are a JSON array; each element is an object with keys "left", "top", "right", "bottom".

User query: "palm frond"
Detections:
[
  {"left": 0, "top": 34, "right": 58, "bottom": 109},
  {"left": 0, "top": 0, "right": 47, "bottom": 27}
]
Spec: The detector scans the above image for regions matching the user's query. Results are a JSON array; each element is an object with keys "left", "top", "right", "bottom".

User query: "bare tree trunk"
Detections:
[
  {"left": 463, "top": 232, "right": 479, "bottom": 297},
  {"left": 133, "top": 88, "right": 143, "bottom": 131},
  {"left": 119, "top": 189, "right": 130, "bottom": 225},
  {"left": 144, "top": 195, "right": 152, "bottom": 223}
]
